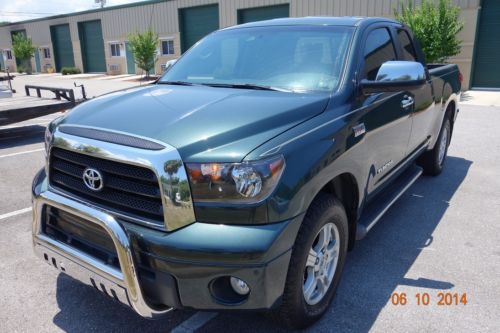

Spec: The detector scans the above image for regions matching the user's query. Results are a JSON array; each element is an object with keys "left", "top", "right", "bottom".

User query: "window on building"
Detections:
[
  {"left": 5, "top": 50, "right": 13, "bottom": 60},
  {"left": 110, "top": 43, "right": 121, "bottom": 57},
  {"left": 362, "top": 28, "right": 396, "bottom": 80},
  {"left": 397, "top": 29, "right": 417, "bottom": 62},
  {"left": 161, "top": 40, "right": 175, "bottom": 55},
  {"left": 42, "top": 48, "right": 51, "bottom": 59}
]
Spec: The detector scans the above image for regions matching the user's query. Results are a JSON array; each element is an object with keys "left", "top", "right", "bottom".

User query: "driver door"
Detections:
[{"left": 357, "top": 26, "right": 413, "bottom": 197}]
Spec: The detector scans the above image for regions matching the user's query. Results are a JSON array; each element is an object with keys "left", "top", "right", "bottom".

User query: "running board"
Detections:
[{"left": 356, "top": 165, "right": 423, "bottom": 240}]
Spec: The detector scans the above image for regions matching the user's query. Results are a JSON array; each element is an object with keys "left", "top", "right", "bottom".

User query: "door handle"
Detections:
[{"left": 401, "top": 95, "right": 414, "bottom": 109}]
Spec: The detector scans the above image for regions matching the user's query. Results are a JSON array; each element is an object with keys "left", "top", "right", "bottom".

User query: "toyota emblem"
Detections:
[{"left": 82, "top": 167, "right": 104, "bottom": 191}]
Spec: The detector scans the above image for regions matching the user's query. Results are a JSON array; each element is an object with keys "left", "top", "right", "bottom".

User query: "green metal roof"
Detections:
[{"left": 2, "top": 0, "right": 171, "bottom": 26}]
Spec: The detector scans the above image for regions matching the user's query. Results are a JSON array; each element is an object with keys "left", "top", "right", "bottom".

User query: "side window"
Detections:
[
  {"left": 397, "top": 29, "right": 417, "bottom": 61},
  {"left": 363, "top": 28, "right": 396, "bottom": 80},
  {"left": 110, "top": 43, "right": 121, "bottom": 57}
]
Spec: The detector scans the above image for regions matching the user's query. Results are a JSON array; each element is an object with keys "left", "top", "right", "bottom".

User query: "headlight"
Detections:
[{"left": 186, "top": 155, "right": 285, "bottom": 203}]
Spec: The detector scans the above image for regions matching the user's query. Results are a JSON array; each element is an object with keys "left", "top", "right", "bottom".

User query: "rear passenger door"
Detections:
[{"left": 357, "top": 26, "right": 413, "bottom": 196}]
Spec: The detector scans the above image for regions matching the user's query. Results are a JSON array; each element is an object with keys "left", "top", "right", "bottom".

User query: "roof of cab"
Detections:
[{"left": 225, "top": 16, "right": 399, "bottom": 30}]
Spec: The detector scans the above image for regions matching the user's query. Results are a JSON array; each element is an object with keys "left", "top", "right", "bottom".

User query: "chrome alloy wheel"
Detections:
[
  {"left": 438, "top": 124, "right": 449, "bottom": 165},
  {"left": 303, "top": 222, "right": 340, "bottom": 305}
]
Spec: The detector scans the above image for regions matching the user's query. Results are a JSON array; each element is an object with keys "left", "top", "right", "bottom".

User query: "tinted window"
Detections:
[
  {"left": 397, "top": 29, "right": 417, "bottom": 61},
  {"left": 363, "top": 28, "right": 396, "bottom": 80},
  {"left": 162, "top": 40, "right": 175, "bottom": 55},
  {"left": 160, "top": 26, "right": 354, "bottom": 92}
]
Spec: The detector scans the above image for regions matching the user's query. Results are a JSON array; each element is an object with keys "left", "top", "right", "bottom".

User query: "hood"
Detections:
[{"left": 59, "top": 84, "right": 330, "bottom": 162}]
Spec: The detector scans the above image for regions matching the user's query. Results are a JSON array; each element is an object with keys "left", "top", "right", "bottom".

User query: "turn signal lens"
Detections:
[{"left": 186, "top": 155, "right": 285, "bottom": 203}]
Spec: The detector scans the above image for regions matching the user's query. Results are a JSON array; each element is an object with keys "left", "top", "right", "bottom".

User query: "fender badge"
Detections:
[{"left": 353, "top": 123, "right": 366, "bottom": 137}]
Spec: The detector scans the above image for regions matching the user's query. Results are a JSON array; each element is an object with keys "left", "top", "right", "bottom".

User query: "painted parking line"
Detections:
[
  {"left": 171, "top": 312, "right": 218, "bottom": 333},
  {"left": 0, "top": 207, "right": 32, "bottom": 221},
  {"left": 0, "top": 148, "right": 44, "bottom": 159}
]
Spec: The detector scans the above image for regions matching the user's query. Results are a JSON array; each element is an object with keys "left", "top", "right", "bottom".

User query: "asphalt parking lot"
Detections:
[{"left": 1, "top": 84, "right": 499, "bottom": 332}]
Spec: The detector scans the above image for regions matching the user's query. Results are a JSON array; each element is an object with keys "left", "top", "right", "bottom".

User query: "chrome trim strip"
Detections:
[
  {"left": 48, "top": 127, "right": 196, "bottom": 231},
  {"left": 32, "top": 189, "right": 172, "bottom": 318}
]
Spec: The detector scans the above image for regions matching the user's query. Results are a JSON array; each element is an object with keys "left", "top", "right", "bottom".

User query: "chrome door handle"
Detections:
[{"left": 401, "top": 95, "right": 414, "bottom": 109}]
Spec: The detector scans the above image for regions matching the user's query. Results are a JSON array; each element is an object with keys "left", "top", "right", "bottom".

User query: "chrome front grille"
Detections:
[
  {"left": 46, "top": 125, "right": 196, "bottom": 231},
  {"left": 49, "top": 147, "right": 164, "bottom": 226}
]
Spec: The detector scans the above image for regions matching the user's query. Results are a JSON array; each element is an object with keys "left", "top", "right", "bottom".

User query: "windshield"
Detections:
[{"left": 159, "top": 25, "right": 354, "bottom": 93}]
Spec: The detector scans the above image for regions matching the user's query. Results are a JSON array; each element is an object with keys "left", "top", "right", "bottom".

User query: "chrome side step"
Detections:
[{"left": 356, "top": 165, "right": 423, "bottom": 240}]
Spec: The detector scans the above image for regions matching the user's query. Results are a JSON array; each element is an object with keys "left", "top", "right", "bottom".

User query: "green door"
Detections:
[
  {"left": 0, "top": 52, "right": 4, "bottom": 71},
  {"left": 10, "top": 30, "right": 27, "bottom": 68},
  {"left": 34, "top": 49, "right": 41, "bottom": 72},
  {"left": 78, "top": 20, "right": 106, "bottom": 72},
  {"left": 125, "top": 42, "right": 135, "bottom": 74},
  {"left": 179, "top": 4, "right": 219, "bottom": 53},
  {"left": 237, "top": 4, "right": 289, "bottom": 24},
  {"left": 50, "top": 24, "right": 75, "bottom": 72},
  {"left": 472, "top": 0, "right": 500, "bottom": 88}
]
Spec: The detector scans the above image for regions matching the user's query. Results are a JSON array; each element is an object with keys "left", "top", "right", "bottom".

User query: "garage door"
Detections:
[
  {"left": 472, "top": 0, "right": 500, "bottom": 88},
  {"left": 78, "top": 20, "right": 106, "bottom": 73},
  {"left": 237, "top": 4, "right": 289, "bottom": 24},
  {"left": 50, "top": 24, "right": 75, "bottom": 72},
  {"left": 179, "top": 4, "right": 219, "bottom": 53}
]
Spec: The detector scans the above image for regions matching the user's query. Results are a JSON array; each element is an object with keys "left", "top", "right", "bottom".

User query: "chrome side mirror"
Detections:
[
  {"left": 360, "top": 61, "right": 426, "bottom": 94},
  {"left": 164, "top": 59, "right": 178, "bottom": 72}
]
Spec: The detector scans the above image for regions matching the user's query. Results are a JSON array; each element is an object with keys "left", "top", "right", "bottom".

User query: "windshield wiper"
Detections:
[
  {"left": 202, "top": 83, "right": 291, "bottom": 92},
  {"left": 158, "top": 81, "right": 197, "bottom": 86}
]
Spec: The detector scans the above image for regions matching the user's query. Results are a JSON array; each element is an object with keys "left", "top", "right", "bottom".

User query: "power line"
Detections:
[{"left": 0, "top": 11, "right": 64, "bottom": 15}]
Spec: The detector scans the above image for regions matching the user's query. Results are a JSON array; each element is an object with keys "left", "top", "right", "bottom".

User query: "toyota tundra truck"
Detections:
[{"left": 32, "top": 17, "right": 461, "bottom": 329}]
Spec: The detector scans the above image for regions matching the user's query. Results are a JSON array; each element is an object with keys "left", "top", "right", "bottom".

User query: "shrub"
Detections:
[
  {"left": 61, "top": 67, "right": 81, "bottom": 75},
  {"left": 127, "top": 30, "right": 158, "bottom": 77},
  {"left": 394, "top": 0, "right": 464, "bottom": 63},
  {"left": 12, "top": 34, "right": 36, "bottom": 62}
]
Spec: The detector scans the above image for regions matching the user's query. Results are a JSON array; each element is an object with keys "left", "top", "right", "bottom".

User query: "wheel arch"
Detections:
[
  {"left": 444, "top": 96, "right": 458, "bottom": 138},
  {"left": 310, "top": 172, "right": 360, "bottom": 251}
]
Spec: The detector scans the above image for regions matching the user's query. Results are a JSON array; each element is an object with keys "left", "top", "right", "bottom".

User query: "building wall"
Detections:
[{"left": 0, "top": 0, "right": 481, "bottom": 88}]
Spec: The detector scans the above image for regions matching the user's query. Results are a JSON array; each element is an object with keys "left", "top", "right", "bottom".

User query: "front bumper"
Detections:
[{"left": 32, "top": 169, "right": 302, "bottom": 316}]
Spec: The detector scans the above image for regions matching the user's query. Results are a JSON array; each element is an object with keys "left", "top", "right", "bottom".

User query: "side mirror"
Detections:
[
  {"left": 360, "top": 61, "right": 426, "bottom": 94},
  {"left": 164, "top": 59, "right": 178, "bottom": 72}
]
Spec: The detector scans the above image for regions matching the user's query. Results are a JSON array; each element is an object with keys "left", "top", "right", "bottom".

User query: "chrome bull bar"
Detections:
[{"left": 32, "top": 189, "right": 172, "bottom": 318}]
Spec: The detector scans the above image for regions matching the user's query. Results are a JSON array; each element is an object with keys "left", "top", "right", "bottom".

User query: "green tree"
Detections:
[
  {"left": 127, "top": 30, "right": 158, "bottom": 77},
  {"left": 395, "top": 0, "right": 464, "bottom": 63},
  {"left": 12, "top": 34, "right": 36, "bottom": 74}
]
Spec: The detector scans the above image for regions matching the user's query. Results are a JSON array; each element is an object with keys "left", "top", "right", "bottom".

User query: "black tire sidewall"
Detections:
[
  {"left": 418, "top": 114, "right": 452, "bottom": 176},
  {"left": 432, "top": 117, "right": 451, "bottom": 173},
  {"left": 281, "top": 194, "right": 348, "bottom": 327}
]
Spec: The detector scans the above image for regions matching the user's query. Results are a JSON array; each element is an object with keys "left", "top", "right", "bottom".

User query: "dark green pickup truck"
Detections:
[{"left": 32, "top": 17, "right": 461, "bottom": 329}]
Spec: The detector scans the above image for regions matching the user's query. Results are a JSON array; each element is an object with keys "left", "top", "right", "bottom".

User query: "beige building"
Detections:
[{"left": 0, "top": 0, "right": 498, "bottom": 89}]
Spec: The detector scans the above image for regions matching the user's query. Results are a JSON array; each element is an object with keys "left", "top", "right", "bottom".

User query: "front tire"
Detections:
[
  {"left": 275, "top": 193, "right": 348, "bottom": 329},
  {"left": 418, "top": 114, "right": 451, "bottom": 176}
]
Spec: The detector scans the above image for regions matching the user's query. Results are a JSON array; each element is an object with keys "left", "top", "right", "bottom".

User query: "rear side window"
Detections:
[
  {"left": 397, "top": 29, "right": 417, "bottom": 61},
  {"left": 363, "top": 28, "right": 397, "bottom": 80}
]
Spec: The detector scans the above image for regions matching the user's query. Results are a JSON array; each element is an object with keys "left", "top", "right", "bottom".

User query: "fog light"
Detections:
[{"left": 230, "top": 277, "right": 250, "bottom": 295}]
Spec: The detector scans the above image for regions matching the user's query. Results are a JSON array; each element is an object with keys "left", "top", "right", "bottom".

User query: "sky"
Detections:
[{"left": 0, "top": 0, "right": 149, "bottom": 23}]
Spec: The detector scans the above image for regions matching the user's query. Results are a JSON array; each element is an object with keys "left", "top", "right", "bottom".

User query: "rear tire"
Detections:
[
  {"left": 274, "top": 193, "right": 348, "bottom": 329},
  {"left": 418, "top": 114, "right": 451, "bottom": 176}
]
